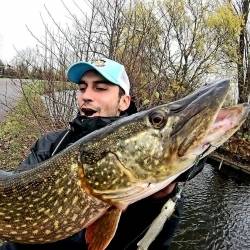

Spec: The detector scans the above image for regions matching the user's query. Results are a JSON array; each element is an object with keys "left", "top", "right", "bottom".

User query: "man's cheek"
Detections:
[{"left": 77, "top": 100, "right": 83, "bottom": 108}]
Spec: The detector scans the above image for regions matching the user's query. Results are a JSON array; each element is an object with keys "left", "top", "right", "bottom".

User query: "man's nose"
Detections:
[{"left": 78, "top": 88, "right": 94, "bottom": 102}]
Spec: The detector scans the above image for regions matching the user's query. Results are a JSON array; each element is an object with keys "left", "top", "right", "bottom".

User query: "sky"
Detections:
[{"left": 0, "top": 0, "right": 87, "bottom": 63}]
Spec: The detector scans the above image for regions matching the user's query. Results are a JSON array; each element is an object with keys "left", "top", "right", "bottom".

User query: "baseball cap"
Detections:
[{"left": 66, "top": 58, "right": 130, "bottom": 95}]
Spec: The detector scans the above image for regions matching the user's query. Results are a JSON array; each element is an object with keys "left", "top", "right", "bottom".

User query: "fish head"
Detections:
[{"left": 80, "top": 79, "right": 249, "bottom": 206}]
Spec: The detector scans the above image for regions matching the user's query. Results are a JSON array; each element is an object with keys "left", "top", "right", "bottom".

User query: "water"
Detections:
[{"left": 170, "top": 164, "right": 250, "bottom": 250}]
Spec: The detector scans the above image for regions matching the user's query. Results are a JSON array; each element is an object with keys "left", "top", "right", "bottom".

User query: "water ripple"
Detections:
[{"left": 170, "top": 164, "right": 250, "bottom": 250}]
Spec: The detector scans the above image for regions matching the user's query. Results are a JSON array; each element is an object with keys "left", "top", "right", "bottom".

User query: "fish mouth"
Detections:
[
  {"left": 167, "top": 79, "right": 249, "bottom": 157},
  {"left": 201, "top": 103, "right": 249, "bottom": 154}
]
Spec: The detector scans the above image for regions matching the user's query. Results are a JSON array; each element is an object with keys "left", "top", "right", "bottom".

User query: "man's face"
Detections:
[{"left": 76, "top": 70, "right": 131, "bottom": 117}]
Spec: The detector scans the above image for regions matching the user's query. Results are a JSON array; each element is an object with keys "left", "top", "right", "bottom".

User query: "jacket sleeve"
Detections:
[{"left": 15, "top": 130, "right": 67, "bottom": 172}]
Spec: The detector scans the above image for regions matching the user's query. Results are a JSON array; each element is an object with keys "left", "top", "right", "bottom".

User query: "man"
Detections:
[{"left": 1, "top": 58, "right": 205, "bottom": 250}]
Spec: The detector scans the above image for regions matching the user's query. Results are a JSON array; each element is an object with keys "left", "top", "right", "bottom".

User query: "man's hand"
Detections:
[
  {"left": 151, "top": 182, "right": 176, "bottom": 199},
  {"left": 149, "top": 158, "right": 206, "bottom": 200}
]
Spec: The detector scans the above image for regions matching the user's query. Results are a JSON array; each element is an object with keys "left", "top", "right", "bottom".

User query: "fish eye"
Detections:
[{"left": 149, "top": 111, "right": 167, "bottom": 129}]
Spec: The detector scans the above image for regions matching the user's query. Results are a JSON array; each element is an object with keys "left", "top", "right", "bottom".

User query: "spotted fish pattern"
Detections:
[{"left": 0, "top": 150, "right": 110, "bottom": 243}]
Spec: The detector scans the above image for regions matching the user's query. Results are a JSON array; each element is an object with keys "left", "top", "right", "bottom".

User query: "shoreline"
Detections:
[{"left": 208, "top": 152, "right": 250, "bottom": 175}]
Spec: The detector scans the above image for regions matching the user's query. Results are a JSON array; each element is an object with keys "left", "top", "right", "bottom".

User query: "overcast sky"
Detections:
[{"left": 0, "top": 0, "right": 87, "bottom": 63}]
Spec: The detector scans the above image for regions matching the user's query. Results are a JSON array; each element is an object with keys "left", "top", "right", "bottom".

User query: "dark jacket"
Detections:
[{"left": 1, "top": 114, "right": 205, "bottom": 250}]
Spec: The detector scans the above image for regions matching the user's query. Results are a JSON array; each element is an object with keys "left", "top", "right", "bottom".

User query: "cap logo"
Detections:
[{"left": 92, "top": 59, "right": 106, "bottom": 67}]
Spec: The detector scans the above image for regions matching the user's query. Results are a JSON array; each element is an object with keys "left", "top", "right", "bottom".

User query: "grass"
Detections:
[
  {"left": 0, "top": 79, "right": 76, "bottom": 170},
  {"left": 0, "top": 82, "right": 51, "bottom": 171}
]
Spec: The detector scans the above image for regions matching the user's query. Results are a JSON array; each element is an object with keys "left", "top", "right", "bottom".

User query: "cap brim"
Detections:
[{"left": 67, "top": 62, "right": 96, "bottom": 84}]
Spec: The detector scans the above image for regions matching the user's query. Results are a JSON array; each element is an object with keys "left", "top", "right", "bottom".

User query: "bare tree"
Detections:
[
  {"left": 9, "top": 0, "right": 248, "bottom": 130},
  {"left": 226, "top": 0, "right": 250, "bottom": 132}
]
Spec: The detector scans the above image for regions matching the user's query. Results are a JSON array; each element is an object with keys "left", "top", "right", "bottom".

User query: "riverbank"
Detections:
[
  {"left": 0, "top": 84, "right": 51, "bottom": 170},
  {"left": 208, "top": 153, "right": 250, "bottom": 174},
  {"left": 208, "top": 133, "right": 250, "bottom": 174}
]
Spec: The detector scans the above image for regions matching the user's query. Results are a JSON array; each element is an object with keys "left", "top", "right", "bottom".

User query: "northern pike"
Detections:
[{"left": 0, "top": 79, "right": 249, "bottom": 249}]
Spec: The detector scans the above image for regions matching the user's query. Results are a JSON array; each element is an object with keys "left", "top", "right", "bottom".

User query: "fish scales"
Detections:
[
  {"left": 0, "top": 148, "right": 110, "bottom": 242},
  {"left": 0, "top": 115, "right": 148, "bottom": 243}
]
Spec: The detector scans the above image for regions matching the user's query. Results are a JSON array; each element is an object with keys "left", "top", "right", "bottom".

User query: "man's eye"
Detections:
[
  {"left": 96, "top": 87, "right": 107, "bottom": 91},
  {"left": 79, "top": 87, "right": 86, "bottom": 92}
]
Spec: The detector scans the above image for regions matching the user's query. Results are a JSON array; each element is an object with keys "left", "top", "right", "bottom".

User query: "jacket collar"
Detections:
[
  {"left": 69, "top": 115, "right": 121, "bottom": 134},
  {"left": 69, "top": 100, "right": 137, "bottom": 135}
]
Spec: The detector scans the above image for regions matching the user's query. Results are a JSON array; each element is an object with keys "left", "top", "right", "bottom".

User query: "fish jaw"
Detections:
[{"left": 196, "top": 103, "right": 250, "bottom": 157}]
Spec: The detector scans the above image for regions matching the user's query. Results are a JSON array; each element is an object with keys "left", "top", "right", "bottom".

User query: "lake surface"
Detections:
[{"left": 170, "top": 164, "right": 250, "bottom": 250}]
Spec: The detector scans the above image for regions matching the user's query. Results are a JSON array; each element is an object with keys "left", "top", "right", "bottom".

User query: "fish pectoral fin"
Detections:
[{"left": 85, "top": 206, "right": 122, "bottom": 250}]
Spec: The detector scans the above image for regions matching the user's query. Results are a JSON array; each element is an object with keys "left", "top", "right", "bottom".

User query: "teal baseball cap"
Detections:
[{"left": 66, "top": 58, "right": 130, "bottom": 95}]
